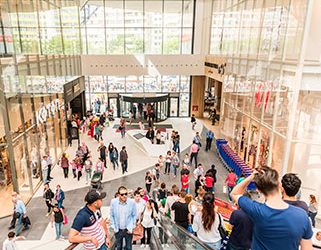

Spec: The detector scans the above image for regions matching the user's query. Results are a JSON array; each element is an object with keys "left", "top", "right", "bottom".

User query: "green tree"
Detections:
[
  {"left": 163, "top": 38, "right": 179, "bottom": 54},
  {"left": 107, "top": 34, "right": 125, "bottom": 54}
]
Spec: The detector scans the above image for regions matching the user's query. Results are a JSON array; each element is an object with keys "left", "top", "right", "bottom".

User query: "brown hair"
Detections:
[
  {"left": 310, "top": 194, "right": 317, "bottom": 203},
  {"left": 253, "top": 166, "right": 279, "bottom": 196},
  {"left": 202, "top": 193, "right": 215, "bottom": 231},
  {"left": 185, "top": 194, "right": 193, "bottom": 205}
]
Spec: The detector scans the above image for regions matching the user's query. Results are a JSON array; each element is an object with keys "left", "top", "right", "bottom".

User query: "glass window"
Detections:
[
  {"left": 144, "top": 28, "right": 162, "bottom": 54},
  {"left": 145, "top": 1, "right": 163, "bottom": 27},
  {"left": 89, "top": 76, "right": 107, "bottom": 92},
  {"left": 162, "top": 76, "right": 179, "bottom": 92},
  {"left": 125, "top": 28, "right": 143, "bottom": 54},
  {"left": 179, "top": 93, "right": 189, "bottom": 116},
  {"left": 86, "top": 28, "right": 106, "bottom": 54},
  {"left": 126, "top": 76, "right": 143, "bottom": 92},
  {"left": 163, "top": 28, "right": 181, "bottom": 54},
  {"left": 181, "top": 28, "right": 192, "bottom": 54},
  {"left": 106, "top": 29, "right": 124, "bottom": 54},
  {"left": 183, "top": 0, "right": 194, "bottom": 27},
  {"left": 63, "top": 28, "right": 81, "bottom": 55},
  {"left": 180, "top": 76, "right": 190, "bottom": 92},
  {"left": 164, "top": 1, "right": 182, "bottom": 28},
  {"left": 107, "top": 76, "right": 125, "bottom": 92},
  {"left": 61, "top": 6, "right": 79, "bottom": 27},
  {"left": 106, "top": 1, "right": 124, "bottom": 27},
  {"left": 0, "top": 147, "right": 12, "bottom": 218},
  {"left": 84, "top": 1, "right": 105, "bottom": 28},
  {"left": 40, "top": 28, "right": 63, "bottom": 54},
  {"left": 144, "top": 76, "right": 161, "bottom": 92},
  {"left": 125, "top": 1, "right": 144, "bottom": 28}
]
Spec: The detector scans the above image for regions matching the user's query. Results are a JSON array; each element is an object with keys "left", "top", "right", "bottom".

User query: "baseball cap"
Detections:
[{"left": 85, "top": 190, "right": 106, "bottom": 204}]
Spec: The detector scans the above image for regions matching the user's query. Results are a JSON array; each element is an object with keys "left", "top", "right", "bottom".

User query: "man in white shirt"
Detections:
[
  {"left": 193, "top": 164, "right": 204, "bottom": 180},
  {"left": 164, "top": 185, "right": 180, "bottom": 221},
  {"left": 2, "top": 231, "right": 25, "bottom": 250},
  {"left": 133, "top": 190, "right": 146, "bottom": 221}
]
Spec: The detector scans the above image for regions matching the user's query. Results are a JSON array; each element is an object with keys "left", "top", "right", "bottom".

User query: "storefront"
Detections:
[{"left": 0, "top": 77, "right": 69, "bottom": 218}]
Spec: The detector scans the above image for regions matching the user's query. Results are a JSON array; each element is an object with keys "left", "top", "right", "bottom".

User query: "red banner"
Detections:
[{"left": 215, "top": 198, "right": 238, "bottom": 220}]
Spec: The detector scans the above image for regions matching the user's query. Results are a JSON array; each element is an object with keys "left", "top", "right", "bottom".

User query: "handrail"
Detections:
[
  {"left": 157, "top": 213, "right": 213, "bottom": 250},
  {"left": 64, "top": 243, "right": 80, "bottom": 250}
]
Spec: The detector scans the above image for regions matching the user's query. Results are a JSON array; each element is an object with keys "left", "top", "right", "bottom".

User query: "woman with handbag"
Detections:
[
  {"left": 140, "top": 199, "right": 158, "bottom": 248},
  {"left": 51, "top": 204, "right": 65, "bottom": 240},
  {"left": 192, "top": 193, "right": 224, "bottom": 250}
]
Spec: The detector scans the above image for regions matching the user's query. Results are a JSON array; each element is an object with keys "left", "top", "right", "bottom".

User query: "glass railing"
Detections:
[{"left": 156, "top": 214, "right": 213, "bottom": 250}]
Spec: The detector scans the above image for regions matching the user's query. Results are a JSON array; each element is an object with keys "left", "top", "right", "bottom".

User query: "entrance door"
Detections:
[
  {"left": 108, "top": 98, "right": 119, "bottom": 117},
  {"left": 169, "top": 97, "right": 179, "bottom": 117}
]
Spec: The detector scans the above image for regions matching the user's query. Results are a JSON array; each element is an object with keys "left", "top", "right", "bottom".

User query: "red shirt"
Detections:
[
  {"left": 225, "top": 173, "right": 237, "bottom": 187},
  {"left": 181, "top": 175, "right": 189, "bottom": 189},
  {"left": 205, "top": 176, "right": 214, "bottom": 188}
]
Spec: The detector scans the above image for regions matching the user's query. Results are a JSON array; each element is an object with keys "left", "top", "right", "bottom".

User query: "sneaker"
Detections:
[
  {"left": 162, "top": 244, "right": 165, "bottom": 248},
  {"left": 140, "top": 244, "right": 145, "bottom": 248},
  {"left": 165, "top": 244, "right": 170, "bottom": 248},
  {"left": 22, "top": 226, "right": 29, "bottom": 231},
  {"left": 46, "top": 212, "right": 51, "bottom": 216},
  {"left": 8, "top": 226, "right": 15, "bottom": 230}
]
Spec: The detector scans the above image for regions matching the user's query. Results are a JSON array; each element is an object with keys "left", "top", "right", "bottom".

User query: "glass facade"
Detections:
[{"left": 85, "top": 75, "right": 190, "bottom": 117}]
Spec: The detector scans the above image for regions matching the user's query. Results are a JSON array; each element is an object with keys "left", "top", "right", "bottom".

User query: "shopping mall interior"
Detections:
[{"left": 0, "top": 0, "right": 321, "bottom": 249}]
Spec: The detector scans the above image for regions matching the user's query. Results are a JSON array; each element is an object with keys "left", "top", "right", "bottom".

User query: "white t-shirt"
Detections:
[
  {"left": 2, "top": 238, "right": 18, "bottom": 250},
  {"left": 192, "top": 212, "right": 221, "bottom": 243},
  {"left": 141, "top": 208, "right": 154, "bottom": 228}
]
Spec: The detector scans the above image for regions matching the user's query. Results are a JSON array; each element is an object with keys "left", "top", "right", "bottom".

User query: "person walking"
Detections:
[
  {"left": 8, "top": 192, "right": 18, "bottom": 230},
  {"left": 145, "top": 171, "right": 153, "bottom": 194},
  {"left": 13, "top": 195, "right": 28, "bottom": 236},
  {"left": 84, "top": 156, "right": 93, "bottom": 185},
  {"left": 110, "top": 186, "right": 137, "bottom": 250},
  {"left": 77, "top": 160, "right": 83, "bottom": 181},
  {"left": 69, "top": 190, "right": 110, "bottom": 250},
  {"left": 43, "top": 183, "right": 54, "bottom": 216},
  {"left": 51, "top": 204, "right": 65, "bottom": 240},
  {"left": 55, "top": 185, "right": 65, "bottom": 209},
  {"left": 191, "top": 114, "right": 196, "bottom": 130},
  {"left": 145, "top": 127, "right": 155, "bottom": 144},
  {"left": 46, "top": 151, "right": 53, "bottom": 181},
  {"left": 140, "top": 199, "right": 158, "bottom": 248},
  {"left": 120, "top": 118, "right": 126, "bottom": 138},
  {"left": 98, "top": 142, "right": 107, "bottom": 169},
  {"left": 225, "top": 169, "right": 237, "bottom": 202},
  {"left": 111, "top": 146, "right": 119, "bottom": 171},
  {"left": 41, "top": 155, "right": 49, "bottom": 183},
  {"left": 193, "top": 132, "right": 202, "bottom": 149},
  {"left": 190, "top": 141, "right": 199, "bottom": 168},
  {"left": 155, "top": 130, "right": 161, "bottom": 144},
  {"left": 205, "top": 130, "right": 214, "bottom": 151},
  {"left": 206, "top": 165, "right": 217, "bottom": 184},
  {"left": 120, "top": 146, "right": 128, "bottom": 174},
  {"left": 164, "top": 185, "right": 180, "bottom": 221},
  {"left": 204, "top": 173, "right": 214, "bottom": 193},
  {"left": 308, "top": 195, "right": 318, "bottom": 227},
  {"left": 164, "top": 151, "right": 172, "bottom": 175},
  {"left": 195, "top": 175, "right": 204, "bottom": 197},
  {"left": 192, "top": 193, "right": 222, "bottom": 250},
  {"left": 182, "top": 153, "right": 190, "bottom": 168},
  {"left": 172, "top": 151, "right": 179, "bottom": 178},
  {"left": 95, "top": 158, "right": 105, "bottom": 180},
  {"left": 60, "top": 153, "right": 69, "bottom": 178},
  {"left": 173, "top": 131, "right": 180, "bottom": 153},
  {"left": 181, "top": 173, "right": 190, "bottom": 194}
]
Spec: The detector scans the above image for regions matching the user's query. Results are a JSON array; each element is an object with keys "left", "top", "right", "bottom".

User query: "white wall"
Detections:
[{"left": 81, "top": 55, "right": 205, "bottom": 76}]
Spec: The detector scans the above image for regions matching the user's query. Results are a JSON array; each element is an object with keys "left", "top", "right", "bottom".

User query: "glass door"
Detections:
[
  {"left": 169, "top": 97, "right": 179, "bottom": 117},
  {"left": 108, "top": 98, "right": 119, "bottom": 118}
]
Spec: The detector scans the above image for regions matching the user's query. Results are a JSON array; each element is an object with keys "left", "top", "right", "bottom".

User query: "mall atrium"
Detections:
[{"left": 0, "top": 0, "right": 321, "bottom": 249}]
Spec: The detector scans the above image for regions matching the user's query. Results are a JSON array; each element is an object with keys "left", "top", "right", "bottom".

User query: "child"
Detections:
[
  {"left": 181, "top": 173, "right": 190, "bottom": 194},
  {"left": 3, "top": 232, "right": 25, "bottom": 250},
  {"left": 71, "top": 159, "right": 77, "bottom": 178}
]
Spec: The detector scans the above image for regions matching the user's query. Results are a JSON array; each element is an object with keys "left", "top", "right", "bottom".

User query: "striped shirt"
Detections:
[{"left": 71, "top": 206, "right": 105, "bottom": 250}]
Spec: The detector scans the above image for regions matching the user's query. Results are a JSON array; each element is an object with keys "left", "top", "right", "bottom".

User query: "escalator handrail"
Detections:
[{"left": 157, "top": 213, "right": 213, "bottom": 250}]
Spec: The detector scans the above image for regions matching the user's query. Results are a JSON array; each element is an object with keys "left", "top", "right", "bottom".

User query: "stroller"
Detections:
[{"left": 91, "top": 172, "right": 103, "bottom": 190}]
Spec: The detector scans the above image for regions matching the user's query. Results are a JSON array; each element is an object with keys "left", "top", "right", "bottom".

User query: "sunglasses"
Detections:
[{"left": 120, "top": 193, "right": 128, "bottom": 196}]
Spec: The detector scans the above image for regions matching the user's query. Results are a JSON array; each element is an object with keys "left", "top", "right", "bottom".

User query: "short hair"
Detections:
[
  {"left": 134, "top": 190, "right": 140, "bottom": 196},
  {"left": 118, "top": 186, "right": 127, "bottom": 193},
  {"left": 160, "top": 183, "right": 166, "bottom": 189},
  {"left": 180, "top": 189, "right": 187, "bottom": 198},
  {"left": 8, "top": 232, "right": 15, "bottom": 238},
  {"left": 281, "top": 173, "right": 301, "bottom": 197},
  {"left": 253, "top": 166, "right": 279, "bottom": 196},
  {"left": 122, "top": 146, "right": 126, "bottom": 150},
  {"left": 172, "top": 185, "right": 180, "bottom": 195}
]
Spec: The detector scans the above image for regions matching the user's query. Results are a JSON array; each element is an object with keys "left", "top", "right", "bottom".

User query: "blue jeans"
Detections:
[
  {"left": 55, "top": 222, "right": 62, "bottom": 239},
  {"left": 206, "top": 240, "right": 221, "bottom": 250},
  {"left": 15, "top": 214, "right": 23, "bottom": 235},
  {"left": 57, "top": 201, "right": 63, "bottom": 209},
  {"left": 98, "top": 243, "right": 108, "bottom": 250},
  {"left": 173, "top": 143, "right": 180, "bottom": 153},
  {"left": 165, "top": 162, "right": 171, "bottom": 174},
  {"left": 173, "top": 165, "right": 178, "bottom": 176},
  {"left": 115, "top": 230, "right": 132, "bottom": 250},
  {"left": 309, "top": 211, "right": 317, "bottom": 227},
  {"left": 183, "top": 187, "right": 190, "bottom": 194}
]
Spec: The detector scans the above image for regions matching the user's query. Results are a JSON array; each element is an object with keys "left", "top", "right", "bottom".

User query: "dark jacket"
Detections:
[{"left": 119, "top": 149, "right": 128, "bottom": 162}]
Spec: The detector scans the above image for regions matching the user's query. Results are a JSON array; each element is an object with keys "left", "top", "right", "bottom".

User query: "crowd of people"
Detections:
[{"left": 3, "top": 114, "right": 321, "bottom": 250}]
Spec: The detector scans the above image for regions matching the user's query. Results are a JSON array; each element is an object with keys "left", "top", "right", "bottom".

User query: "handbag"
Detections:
[
  {"left": 63, "top": 214, "right": 68, "bottom": 225},
  {"left": 223, "top": 185, "right": 227, "bottom": 194},
  {"left": 218, "top": 213, "right": 228, "bottom": 239},
  {"left": 132, "top": 224, "right": 144, "bottom": 242},
  {"left": 15, "top": 212, "right": 21, "bottom": 219}
]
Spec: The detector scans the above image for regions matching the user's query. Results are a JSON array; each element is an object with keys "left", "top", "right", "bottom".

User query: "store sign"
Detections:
[
  {"left": 35, "top": 99, "right": 62, "bottom": 124},
  {"left": 192, "top": 105, "right": 198, "bottom": 111},
  {"left": 73, "top": 83, "right": 80, "bottom": 94}
]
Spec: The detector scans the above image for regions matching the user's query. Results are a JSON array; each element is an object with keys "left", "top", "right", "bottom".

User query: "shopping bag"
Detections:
[{"left": 223, "top": 185, "right": 227, "bottom": 194}]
